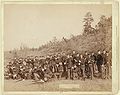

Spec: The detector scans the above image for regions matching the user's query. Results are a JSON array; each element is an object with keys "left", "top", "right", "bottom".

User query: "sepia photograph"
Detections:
[{"left": 3, "top": 3, "right": 113, "bottom": 93}]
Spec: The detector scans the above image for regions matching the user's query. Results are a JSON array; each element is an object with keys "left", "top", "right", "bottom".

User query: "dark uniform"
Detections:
[
  {"left": 102, "top": 51, "right": 110, "bottom": 79},
  {"left": 90, "top": 53, "right": 97, "bottom": 75},
  {"left": 79, "top": 55, "right": 85, "bottom": 80},
  {"left": 66, "top": 56, "right": 73, "bottom": 79},
  {"left": 96, "top": 52, "right": 103, "bottom": 78},
  {"left": 61, "top": 55, "right": 68, "bottom": 79}
]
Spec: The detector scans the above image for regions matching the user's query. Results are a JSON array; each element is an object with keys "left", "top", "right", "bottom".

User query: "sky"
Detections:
[{"left": 4, "top": 4, "right": 112, "bottom": 51}]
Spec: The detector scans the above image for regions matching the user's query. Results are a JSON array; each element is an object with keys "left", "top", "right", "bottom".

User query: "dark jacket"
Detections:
[{"left": 96, "top": 54, "right": 103, "bottom": 65}]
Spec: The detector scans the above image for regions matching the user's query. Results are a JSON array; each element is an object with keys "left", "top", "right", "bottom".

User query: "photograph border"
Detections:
[{"left": 0, "top": 0, "right": 119, "bottom": 95}]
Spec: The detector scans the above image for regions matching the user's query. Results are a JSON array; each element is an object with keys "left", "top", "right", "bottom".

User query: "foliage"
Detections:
[
  {"left": 83, "top": 12, "right": 95, "bottom": 35},
  {"left": 5, "top": 14, "right": 112, "bottom": 58}
]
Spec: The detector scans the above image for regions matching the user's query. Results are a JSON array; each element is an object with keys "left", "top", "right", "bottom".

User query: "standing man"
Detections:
[
  {"left": 66, "top": 54, "right": 73, "bottom": 79},
  {"left": 84, "top": 51, "right": 89, "bottom": 78},
  {"left": 72, "top": 50, "right": 77, "bottom": 65},
  {"left": 90, "top": 52, "right": 97, "bottom": 76},
  {"left": 96, "top": 50, "right": 103, "bottom": 78},
  {"left": 80, "top": 54, "right": 85, "bottom": 81},
  {"left": 103, "top": 51, "right": 110, "bottom": 79}
]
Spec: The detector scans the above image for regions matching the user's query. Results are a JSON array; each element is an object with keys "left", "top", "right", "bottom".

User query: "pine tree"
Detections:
[{"left": 83, "top": 12, "right": 94, "bottom": 35}]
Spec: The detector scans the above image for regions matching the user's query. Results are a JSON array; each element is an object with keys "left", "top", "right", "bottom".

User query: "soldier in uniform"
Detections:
[
  {"left": 43, "top": 65, "right": 52, "bottom": 82},
  {"left": 61, "top": 52, "right": 68, "bottom": 79},
  {"left": 33, "top": 56, "right": 39, "bottom": 67},
  {"left": 54, "top": 63, "right": 60, "bottom": 79},
  {"left": 102, "top": 51, "right": 110, "bottom": 79},
  {"left": 33, "top": 66, "right": 45, "bottom": 82},
  {"left": 66, "top": 55, "right": 73, "bottom": 79},
  {"left": 55, "top": 55, "right": 63, "bottom": 79},
  {"left": 58, "top": 62, "right": 63, "bottom": 79},
  {"left": 90, "top": 52, "right": 97, "bottom": 76},
  {"left": 96, "top": 50, "right": 103, "bottom": 78},
  {"left": 101, "top": 50, "right": 107, "bottom": 79},
  {"left": 75, "top": 53, "right": 81, "bottom": 79},
  {"left": 51, "top": 56, "right": 56, "bottom": 78},
  {"left": 80, "top": 54, "right": 85, "bottom": 80},
  {"left": 72, "top": 64, "right": 78, "bottom": 80},
  {"left": 72, "top": 50, "right": 77, "bottom": 65},
  {"left": 77, "top": 59, "right": 81, "bottom": 79},
  {"left": 84, "top": 51, "right": 89, "bottom": 79},
  {"left": 87, "top": 54, "right": 93, "bottom": 79}
]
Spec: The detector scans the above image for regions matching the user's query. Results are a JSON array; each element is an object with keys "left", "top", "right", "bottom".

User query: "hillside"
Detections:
[
  {"left": 4, "top": 27, "right": 112, "bottom": 64},
  {"left": 4, "top": 15, "right": 112, "bottom": 64}
]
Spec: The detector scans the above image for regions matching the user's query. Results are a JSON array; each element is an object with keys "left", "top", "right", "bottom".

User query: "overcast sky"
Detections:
[{"left": 4, "top": 4, "right": 112, "bottom": 51}]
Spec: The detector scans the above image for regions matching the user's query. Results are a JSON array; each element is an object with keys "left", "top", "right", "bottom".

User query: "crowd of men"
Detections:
[{"left": 5, "top": 50, "right": 112, "bottom": 82}]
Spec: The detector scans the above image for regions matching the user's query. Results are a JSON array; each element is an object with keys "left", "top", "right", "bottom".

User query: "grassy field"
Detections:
[{"left": 4, "top": 78, "right": 112, "bottom": 92}]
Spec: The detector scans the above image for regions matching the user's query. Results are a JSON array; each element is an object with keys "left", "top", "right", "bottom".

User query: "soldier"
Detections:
[
  {"left": 18, "top": 65, "right": 26, "bottom": 80},
  {"left": 6, "top": 62, "right": 14, "bottom": 79},
  {"left": 45, "top": 55, "right": 51, "bottom": 65},
  {"left": 71, "top": 66, "right": 74, "bottom": 80},
  {"left": 72, "top": 64, "right": 78, "bottom": 80},
  {"left": 27, "top": 56, "right": 34, "bottom": 68},
  {"left": 103, "top": 51, "right": 110, "bottom": 79},
  {"left": 77, "top": 59, "right": 81, "bottom": 79},
  {"left": 55, "top": 55, "right": 63, "bottom": 79},
  {"left": 43, "top": 66, "right": 52, "bottom": 82},
  {"left": 61, "top": 52, "right": 68, "bottom": 79},
  {"left": 87, "top": 54, "right": 93, "bottom": 79},
  {"left": 54, "top": 63, "right": 60, "bottom": 79},
  {"left": 101, "top": 50, "right": 107, "bottom": 79},
  {"left": 96, "top": 50, "right": 103, "bottom": 78},
  {"left": 80, "top": 54, "right": 85, "bottom": 81},
  {"left": 76, "top": 53, "right": 80, "bottom": 64},
  {"left": 91, "top": 52, "right": 97, "bottom": 75},
  {"left": 28, "top": 65, "right": 33, "bottom": 79},
  {"left": 33, "top": 67, "right": 42, "bottom": 82},
  {"left": 51, "top": 56, "right": 56, "bottom": 78},
  {"left": 66, "top": 55, "right": 73, "bottom": 79},
  {"left": 34, "top": 56, "right": 39, "bottom": 67},
  {"left": 84, "top": 51, "right": 89, "bottom": 79},
  {"left": 63, "top": 62, "right": 68, "bottom": 79},
  {"left": 75, "top": 53, "right": 81, "bottom": 79},
  {"left": 72, "top": 50, "right": 77, "bottom": 65},
  {"left": 58, "top": 62, "right": 63, "bottom": 79}
]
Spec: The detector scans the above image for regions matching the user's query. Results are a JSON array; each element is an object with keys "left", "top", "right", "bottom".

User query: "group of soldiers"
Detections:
[{"left": 5, "top": 50, "right": 112, "bottom": 82}]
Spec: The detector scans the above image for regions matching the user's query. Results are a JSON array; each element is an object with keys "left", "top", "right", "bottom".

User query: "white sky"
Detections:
[{"left": 4, "top": 4, "right": 112, "bottom": 51}]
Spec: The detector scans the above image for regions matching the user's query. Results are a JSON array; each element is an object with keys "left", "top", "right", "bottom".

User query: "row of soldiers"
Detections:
[{"left": 5, "top": 50, "right": 111, "bottom": 82}]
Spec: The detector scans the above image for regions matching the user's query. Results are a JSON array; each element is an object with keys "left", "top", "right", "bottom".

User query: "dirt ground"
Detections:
[{"left": 4, "top": 78, "right": 112, "bottom": 92}]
